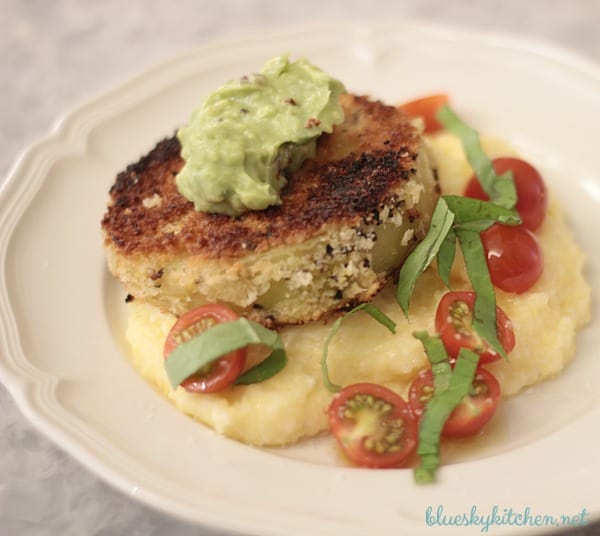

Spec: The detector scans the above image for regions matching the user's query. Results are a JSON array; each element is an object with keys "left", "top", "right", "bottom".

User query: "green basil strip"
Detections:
[
  {"left": 455, "top": 228, "right": 507, "bottom": 360},
  {"left": 405, "top": 197, "right": 519, "bottom": 293},
  {"left": 235, "top": 322, "right": 287, "bottom": 384},
  {"left": 414, "top": 348, "right": 480, "bottom": 484},
  {"left": 442, "top": 196, "right": 521, "bottom": 226},
  {"left": 452, "top": 220, "right": 496, "bottom": 233},
  {"left": 413, "top": 331, "right": 452, "bottom": 392},
  {"left": 436, "top": 106, "right": 517, "bottom": 209},
  {"left": 436, "top": 228, "right": 456, "bottom": 289},
  {"left": 397, "top": 198, "right": 455, "bottom": 315},
  {"left": 321, "top": 303, "right": 396, "bottom": 393},
  {"left": 165, "top": 318, "right": 287, "bottom": 388},
  {"left": 360, "top": 303, "right": 397, "bottom": 333}
]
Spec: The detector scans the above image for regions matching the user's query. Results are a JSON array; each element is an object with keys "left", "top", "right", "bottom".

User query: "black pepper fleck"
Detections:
[{"left": 150, "top": 268, "right": 164, "bottom": 281}]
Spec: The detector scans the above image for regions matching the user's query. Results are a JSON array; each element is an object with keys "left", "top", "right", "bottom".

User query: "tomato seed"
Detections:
[{"left": 450, "top": 300, "right": 471, "bottom": 335}]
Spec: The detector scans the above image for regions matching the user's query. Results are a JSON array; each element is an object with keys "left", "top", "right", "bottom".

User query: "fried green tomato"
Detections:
[{"left": 102, "top": 94, "right": 439, "bottom": 326}]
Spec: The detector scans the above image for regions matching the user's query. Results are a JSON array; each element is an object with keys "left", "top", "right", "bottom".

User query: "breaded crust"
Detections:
[
  {"left": 101, "top": 94, "right": 439, "bottom": 325},
  {"left": 102, "top": 95, "right": 424, "bottom": 259}
]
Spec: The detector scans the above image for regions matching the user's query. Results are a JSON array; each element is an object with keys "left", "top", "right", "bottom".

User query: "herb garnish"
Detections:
[
  {"left": 436, "top": 106, "right": 517, "bottom": 209},
  {"left": 165, "top": 318, "right": 287, "bottom": 388},
  {"left": 396, "top": 198, "right": 455, "bottom": 314},
  {"left": 413, "top": 331, "right": 453, "bottom": 392},
  {"left": 397, "top": 105, "right": 521, "bottom": 360},
  {"left": 413, "top": 332, "right": 480, "bottom": 483},
  {"left": 405, "top": 106, "right": 520, "bottom": 482},
  {"left": 321, "top": 303, "right": 396, "bottom": 393}
]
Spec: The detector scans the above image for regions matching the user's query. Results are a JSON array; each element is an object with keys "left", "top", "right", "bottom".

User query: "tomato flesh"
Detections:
[
  {"left": 408, "top": 368, "right": 500, "bottom": 438},
  {"left": 399, "top": 94, "right": 449, "bottom": 134},
  {"left": 435, "top": 291, "right": 515, "bottom": 364},
  {"left": 407, "top": 370, "right": 435, "bottom": 421},
  {"left": 481, "top": 224, "right": 543, "bottom": 294},
  {"left": 464, "top": 157, "right": 547, "bottom": 231},
  {"left": 163, "top": 304, "right": 246, "bottom": 393},
  {"left": 328, "top": 383, "right": 418, "bottom": 468}
]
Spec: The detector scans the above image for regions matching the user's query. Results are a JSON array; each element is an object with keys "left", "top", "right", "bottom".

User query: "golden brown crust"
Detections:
[{"left": 101, "top": 94, "right": 422, "bottom": 260}]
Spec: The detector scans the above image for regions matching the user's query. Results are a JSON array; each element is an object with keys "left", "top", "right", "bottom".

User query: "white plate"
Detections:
[{"left": 1, "top": 21, "right": 599, "bottom": 536}]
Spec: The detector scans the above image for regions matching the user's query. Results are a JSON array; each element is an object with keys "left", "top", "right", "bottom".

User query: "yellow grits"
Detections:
[{"left": 125, "top": 132, "right": 591, "bottom": 447}]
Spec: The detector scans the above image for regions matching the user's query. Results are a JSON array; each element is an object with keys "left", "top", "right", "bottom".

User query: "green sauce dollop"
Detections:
[{"left": 176, "top": 55, "right": 346, "bottom": 216}]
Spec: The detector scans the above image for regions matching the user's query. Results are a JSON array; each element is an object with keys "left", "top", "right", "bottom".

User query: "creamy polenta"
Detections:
[{"left": 125, "top": 132, "right": 591, "bottom": 447}]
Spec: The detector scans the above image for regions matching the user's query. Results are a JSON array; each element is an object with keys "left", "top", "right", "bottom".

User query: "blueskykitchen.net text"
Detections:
[{"left": 425, "top": 504, "right": 590, "bottom": 532}]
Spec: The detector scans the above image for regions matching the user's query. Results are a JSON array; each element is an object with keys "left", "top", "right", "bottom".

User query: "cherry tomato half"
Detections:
[
  {"left": 399, "top": 94, "right": 449, "bottom": 134},
  {"left": 408, "top": 368, "right": 501, "bottom": 438},
  {"left": 481, "top": 224, "right": 543, "bottom": 294},
  {"left": 464, "top": 157, "right": 548, "bottom": 231},
  {"left": 328, "top": 383, "right": 418, "bottom": 468},
  {"left": 435, "top": 291, "right": 515, "bottom": 365},
  {"left": 163, "top": 304, "right": 246, "bottom": 393}
]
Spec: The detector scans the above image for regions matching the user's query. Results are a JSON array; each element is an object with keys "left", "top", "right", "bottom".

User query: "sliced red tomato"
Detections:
[
  {"left": 407, "top": 369, "right": 435, "bottom": 422},
  {"left": 481, "top": 224, "right": 543, "bottom": 294},
  {"left": 399, "top": 94, "right": 449, "bottom": 134},
  {"left": 163, "top": 304, "right": 246, "bottom": 393},
  {"left": 464, "top": 157, "right": 548, "bottom": 231},
  {"left": 434, "top": 291, "right": 515, "bottom": 364},
  {"left": 408, "top": 368, "right": 501, "bottom": 438},
  {"left": 328, "top": 383, "right": 418, "bottom": 468}
]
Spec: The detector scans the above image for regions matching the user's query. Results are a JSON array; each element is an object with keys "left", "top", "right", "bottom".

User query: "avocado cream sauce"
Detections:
[{"left": 176, "top": 55, "right": 346, "bottom": 216}]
